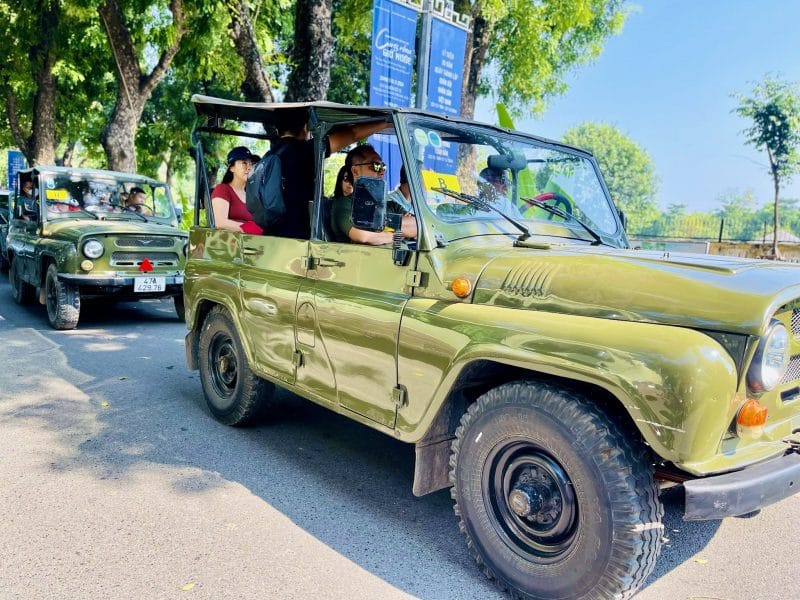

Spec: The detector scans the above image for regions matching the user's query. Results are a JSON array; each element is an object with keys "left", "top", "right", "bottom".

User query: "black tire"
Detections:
[
  {"left": 198, "top": 306, "right": 275, "bottom": 426},
  {"left": 173, "top": 294, "right": 185, "bottom": 322},
  {"left": 45, "top": 263, "right": 80, "bottom": 330},
  {"left": 450, "top": 382, "right": 663, "bottom": 600},
  {"left": 9, "top": 257, "right": 35, "bottom": 305}
]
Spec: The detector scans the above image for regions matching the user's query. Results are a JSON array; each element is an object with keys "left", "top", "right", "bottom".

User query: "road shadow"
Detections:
[
  {"left": 641, "top": 486, "right": 722, "bottom": 590},
  {"left": 0, "top": 311, "right": 722, "bottom": 599}
]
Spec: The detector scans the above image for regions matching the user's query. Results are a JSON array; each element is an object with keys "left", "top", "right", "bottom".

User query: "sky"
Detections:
[{"left": 475, "top": 1, "right": 800, "bottom": 213}]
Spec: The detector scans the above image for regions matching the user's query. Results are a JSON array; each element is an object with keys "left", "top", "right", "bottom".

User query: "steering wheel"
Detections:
[{"left": 533, "top": 192, "right": 572, "bottom": 219}]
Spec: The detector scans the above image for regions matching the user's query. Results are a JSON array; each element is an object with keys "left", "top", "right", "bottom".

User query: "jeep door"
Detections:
[
  {"left": 7, "top": 190, "right": 39, "bottom": 283},
  {"left": 238, "top": 234, "right": 307, "bottom": 386},
  {"left": 297, "top": 238, "right": 410, "bottom": 428}
]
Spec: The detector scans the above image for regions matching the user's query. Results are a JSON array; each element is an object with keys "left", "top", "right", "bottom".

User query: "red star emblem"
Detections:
[{"left": 139, "top": 258, "right": 154, "bottom": 272}]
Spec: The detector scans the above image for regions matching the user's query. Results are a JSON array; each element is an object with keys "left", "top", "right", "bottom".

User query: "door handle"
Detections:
[
  {"left": 242, "top": 246, "right": 263, "bottom": 256},
  {"left": 309, "top": 256, "right": 345, "bottom": 268}
]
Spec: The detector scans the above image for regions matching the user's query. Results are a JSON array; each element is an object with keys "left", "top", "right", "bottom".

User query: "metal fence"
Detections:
[{"left": 627, "top": 215, "right": 800, "bottom": 244}]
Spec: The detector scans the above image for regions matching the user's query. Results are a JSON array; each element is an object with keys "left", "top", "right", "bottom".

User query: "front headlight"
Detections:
[
  {"left": 747, "top": 321, "right": 790, "bottom": 392},
  {"left": 82, "top": 239, "right": 104, "bottom": 259}
]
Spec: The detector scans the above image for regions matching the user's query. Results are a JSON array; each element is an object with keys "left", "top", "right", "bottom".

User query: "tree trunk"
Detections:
[
  {"left": 4, "top": 0, "right": 61, "bottom": 166},
  {"left": 98, "top": 0, "right": 185, "bottom": 173},
  {"left": 284, "top": 0, "right": 333, "bottom": 102},
  {"left": 460, "top": 11, "right": 493, "bottom": 120},
  {"left": 228, "top": 0, "right": 275, "bottom": 103}
]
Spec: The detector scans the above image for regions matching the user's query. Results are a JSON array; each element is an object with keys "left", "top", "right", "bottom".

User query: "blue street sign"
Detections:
[
  {"left": 8, "top": 150, "right": 26, "bottom": 190},
  {"left": 369, "top": 0, "right": 419, "bottom": 190},
  {"left": 426, "top": 17, "right": 467, "bottom": 117}
]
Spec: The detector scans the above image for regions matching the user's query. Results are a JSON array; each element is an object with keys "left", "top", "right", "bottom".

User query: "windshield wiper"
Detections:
[
  {"left": 109, "top": 210, "right": 148, "bottom": 222},
  {"left": 520, "top": 196, "right": 607, "bottom": 246},
  {"left": 432, "top": 186, "right": 531, "bottom": 241}
]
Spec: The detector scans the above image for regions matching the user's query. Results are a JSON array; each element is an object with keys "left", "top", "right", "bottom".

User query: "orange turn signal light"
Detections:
[
  {"left": 451, "top": 277, "right": 472, "bottom": 298},
  {"left": 736, "top": 399, "right": 768, "bottom": 439}
]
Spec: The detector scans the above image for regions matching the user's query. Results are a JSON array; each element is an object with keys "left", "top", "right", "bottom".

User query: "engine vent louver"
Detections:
[{"left": 501, "top": 263, "right": 557, "bottom": 298}]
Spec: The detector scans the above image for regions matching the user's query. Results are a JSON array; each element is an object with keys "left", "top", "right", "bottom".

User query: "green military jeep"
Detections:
[
  {"left": 184, "top": 96, "right": 800, "bottom": 600},
  {"left": 6, "top": 166, "right": 187, "bottom": 329}
]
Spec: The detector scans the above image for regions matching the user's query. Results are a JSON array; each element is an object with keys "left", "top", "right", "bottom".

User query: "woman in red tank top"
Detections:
[{"left": 210, "top": 146, "right": 263, "bottom": 234}]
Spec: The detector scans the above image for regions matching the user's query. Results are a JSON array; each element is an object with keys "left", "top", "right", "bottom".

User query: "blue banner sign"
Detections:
[
  {"left": 421, "top": 17, "right": 467, "bottom": 174},
  {"left": 426, "top": 17, "right": 467, "bottom": 117},
  {"left": 8, "top": 150, "right": 26, "bottom": 190},
  {"left": 369, "top": 0, "right": 419, "bottom": 190},
  {"left": 369, "top": 0, "right": 418, "bottom": 109}
]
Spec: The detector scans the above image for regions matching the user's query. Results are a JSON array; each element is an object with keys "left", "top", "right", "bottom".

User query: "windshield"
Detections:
[
  {"left": 406, "top": 119, "right": 621, "bottom": 244},
  {"left": 38, "top": 172, "right": 175, "bottom": 221}
]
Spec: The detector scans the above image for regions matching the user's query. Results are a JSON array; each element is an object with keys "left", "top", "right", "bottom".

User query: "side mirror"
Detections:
[
  {"left": 174, "top": 204, "right": 183, "bottom": 223},
  {"left": 351, "top": 176, "right": 386, "bottom": 232}
]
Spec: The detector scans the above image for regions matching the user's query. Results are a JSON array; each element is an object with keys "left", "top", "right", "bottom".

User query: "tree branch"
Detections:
[
  {"left": 141, "top": 0, "right": 186, "bottom": 96},
  {"left": 5, "top": 92, "right": 30, "bottom": 160}
]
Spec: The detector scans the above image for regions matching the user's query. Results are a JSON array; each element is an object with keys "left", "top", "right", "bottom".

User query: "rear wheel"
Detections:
[
  {"left": 173, "top": 294, "right": 185, "bottom": 321},
  {"left": 9, "top": 257, "right": 35, "bottom": 305},
  {"left": 198, "top": 306, "right": 275, "bottom": 426},
  {"left": 45, "top": 263, "right": 80, "bottom": 330},
  {"left": 450, "top": 382, "right": 663, "bottom": 600}
]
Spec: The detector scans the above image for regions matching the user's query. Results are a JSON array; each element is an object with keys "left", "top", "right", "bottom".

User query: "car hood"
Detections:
[
  {"left": 451, "top": 244, "right": 800, "bottom": 336},
  {"left": 42, "top": 219, "right": 186, "bottom": 241}
]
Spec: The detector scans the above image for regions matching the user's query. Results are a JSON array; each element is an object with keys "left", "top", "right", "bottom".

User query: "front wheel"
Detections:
[
  {"left": 45, "top": 263, "right": 80, "bottom": 330},
  {"left": 450, "top": 382, "right": 663, "bottom": 600},
  {"left": 198, "top": 306, "right": 275, "bottom": 426}
]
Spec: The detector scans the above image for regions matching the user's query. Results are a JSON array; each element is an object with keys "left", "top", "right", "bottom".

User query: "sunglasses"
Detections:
[{"left": 352, "top": 161, "right": 387, "bottom": 174}]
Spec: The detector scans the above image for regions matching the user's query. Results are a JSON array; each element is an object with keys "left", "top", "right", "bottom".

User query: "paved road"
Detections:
[{"left": 0, "top": 276, "right": 798, "bottom": 600}]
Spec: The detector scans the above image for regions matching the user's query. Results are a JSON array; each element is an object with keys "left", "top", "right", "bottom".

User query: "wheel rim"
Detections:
[
  {"left": 208, "top": 332, "right": 238, "bottom": 408},
  {"left": 484, "top": 439, "right": 578, "bottom": 563}
]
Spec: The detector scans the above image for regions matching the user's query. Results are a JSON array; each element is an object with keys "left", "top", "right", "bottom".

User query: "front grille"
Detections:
[
  {"left": 110, "top": 251, "right": 179, "bottom": 267},
  {"left": 115, "top": 237, "right": 174, "bottom": 248},
  {"left": 781, "top": 354, "right": 800, "bottom": 385},
  {"left": 792, "top": 309, "right": 800, "bottom": 337}
]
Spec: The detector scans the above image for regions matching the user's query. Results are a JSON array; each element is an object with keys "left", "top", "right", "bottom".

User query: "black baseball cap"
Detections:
[{"left": 226, "top": 146, "right": 257, "bottom": 165}]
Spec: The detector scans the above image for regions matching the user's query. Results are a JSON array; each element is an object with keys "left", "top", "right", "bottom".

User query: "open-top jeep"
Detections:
[
  {"left": 184, "top": 96, "right": 800, "bottom": 599},
  {"left": 6, "top": 166, "right": 187, "bottom": 329}
]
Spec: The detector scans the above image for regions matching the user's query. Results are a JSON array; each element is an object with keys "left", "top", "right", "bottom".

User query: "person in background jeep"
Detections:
[{"left": 124, "top": 187, "right": 154, "bottom": 216}]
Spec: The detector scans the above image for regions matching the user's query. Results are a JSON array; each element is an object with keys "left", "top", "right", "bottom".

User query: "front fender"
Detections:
[{"left": 397, "top": 300, "right": 738, "bottom": 467}]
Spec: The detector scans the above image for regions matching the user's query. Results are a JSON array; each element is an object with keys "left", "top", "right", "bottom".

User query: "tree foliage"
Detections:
[
  {"left": 734, "top": 75, "right": 800, "bottom": 258},
  {"left": 458, "top": 0, "right": 629, "bottom": 119},
  {"left": 562, "top": 122, "right": 659, "bottom": 230}
]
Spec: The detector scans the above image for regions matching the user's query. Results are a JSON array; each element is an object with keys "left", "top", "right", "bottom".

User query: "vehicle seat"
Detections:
[{"left": 318, "top": 198, "right": 335, "bottom": 242}]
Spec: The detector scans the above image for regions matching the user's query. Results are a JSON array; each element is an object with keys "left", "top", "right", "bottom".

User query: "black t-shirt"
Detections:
[{"left": 271, "top": 136, "right": 329, "bottom": 239}]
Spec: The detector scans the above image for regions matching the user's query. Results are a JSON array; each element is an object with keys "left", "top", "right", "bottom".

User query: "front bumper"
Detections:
[
  {"left": 683, "top": 450, "right": 800, "bottom": 520},
  {"left": 58, "top": 273, "right": 184, "bottom": 286}
]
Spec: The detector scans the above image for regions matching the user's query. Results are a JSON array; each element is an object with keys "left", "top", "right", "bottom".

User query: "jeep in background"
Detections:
[
  {"left": 0, "top": 188, "right": 9, "bottom": 273},
  {"left": 183, "top": 96, "right": 800, "bottom": 600},
  {"left": 6, "top": 166, "right": 188, "bottom": 329}
]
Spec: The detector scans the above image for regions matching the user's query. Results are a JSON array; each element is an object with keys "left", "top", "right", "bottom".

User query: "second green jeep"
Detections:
[
  {"left": 6, "top": 166, "right": 187, "bottom": 329},
  {"left": 184, "top": 96, "right": 800, "bottom": 600}
]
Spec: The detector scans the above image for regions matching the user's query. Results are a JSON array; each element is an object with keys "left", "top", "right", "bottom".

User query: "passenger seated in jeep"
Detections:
[
  {"left": 262, "top": 110, "right": 392, "bottom": 239},
  {"left": 331, "top": 145, "right": 417, "bottom": 245}
]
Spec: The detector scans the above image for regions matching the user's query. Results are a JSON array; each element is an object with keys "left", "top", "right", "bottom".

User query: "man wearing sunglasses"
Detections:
[
  {"left": 265, "top": 110, "right": 390, "bottom": 239},
  {"left": 332, "top": 145, "right": 416, "bottom": 245}
]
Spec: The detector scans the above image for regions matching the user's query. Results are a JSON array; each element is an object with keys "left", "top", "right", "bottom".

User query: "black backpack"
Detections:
[{"left": 246, "top": 143, "right": 289, "bottom": 232}]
